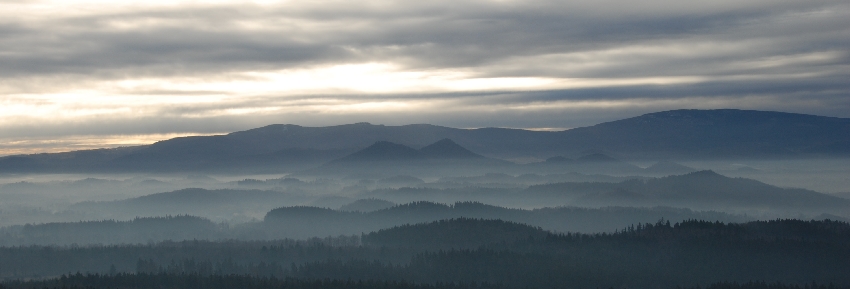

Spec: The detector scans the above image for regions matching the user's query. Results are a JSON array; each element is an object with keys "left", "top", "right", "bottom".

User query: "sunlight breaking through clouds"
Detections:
[{"left": 0, "top": 0, "right": 848, "bottom": 155}]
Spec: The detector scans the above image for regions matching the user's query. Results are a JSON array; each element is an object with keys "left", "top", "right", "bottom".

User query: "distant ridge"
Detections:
[
  {"left": 1, "top": 109, "right": 848, "bottom": 173},
  {"left": 576, "top": 153, "right": 619, "bottom": 162},
  {"left": 559, "top": 109, "right": 850, "bottom": 158},
  {"left": 644, "top": 161, "right": 697, "bottom": 174},
  {"left": 526, "top": 170, "right": 850, "bottom": 213},
  {"left": 329, "top": 139, "right": 484, "bottom": 163},
  {"left": 262, "top": 200, "right": 747, "bottom": 237}
]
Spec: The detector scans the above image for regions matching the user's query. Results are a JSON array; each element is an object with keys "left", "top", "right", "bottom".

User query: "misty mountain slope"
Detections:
[
  {"left": 339, "top": 198, "right": 396, "bottom": 212},
  {"left": 621, "top": 171, "right": 849, "bottom": 207},
  {"left": 376, "top": 175, "right": 425, "bottom": 188},
  {"left": 644, "top": 161, "right": 697, "bottom": 175},
  {"left": 0, "top": 216, "right": 220, "bottom": 246},
  {"left": 262, "top": 201, "right": 747, "bottom": 238},
  {"left": 0, "top": 177, "right": 201, "bottom": 209},
  {"left": 71, "top": 188, "right": 310, "bottom": 221},
  {"left": 526, "top": 153, "right": 645, "bottom": 175},
  {"left": 0, "top": 201, "right": 746, "bottom": 245},
  {"left": 435, "top": 172, "right": 636, "bottom": 188},
  {"left": 2, "top": 109, "right": 848, "bottom": 173},
  {"left": 525, "top": 170, "right": 850, "bottom": 214}
]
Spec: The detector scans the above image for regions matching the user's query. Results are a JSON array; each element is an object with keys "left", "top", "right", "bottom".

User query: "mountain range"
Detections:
[{"left": 1, "top": 109, "right": 848, "bottom": 173}]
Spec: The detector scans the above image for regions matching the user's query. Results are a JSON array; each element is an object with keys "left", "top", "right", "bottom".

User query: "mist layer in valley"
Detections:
[
  {"left": 1, "top": 109, "right": 849, "bottom": 288},
  {"left": 1, "top": 155, "right": 848, "bottom": 239}
]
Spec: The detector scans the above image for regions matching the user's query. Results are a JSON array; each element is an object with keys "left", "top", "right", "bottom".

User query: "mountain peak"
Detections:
[
  {"left": 337, "top": 141, "right": 421, "bottom": 162},
  {"left": 419, "top": 139, "right": 482, "bottom": 159}
]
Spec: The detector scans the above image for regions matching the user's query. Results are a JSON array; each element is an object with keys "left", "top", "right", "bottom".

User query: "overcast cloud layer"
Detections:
[{"left": 1, "top": 0, "right": 849, "bottom": 155}]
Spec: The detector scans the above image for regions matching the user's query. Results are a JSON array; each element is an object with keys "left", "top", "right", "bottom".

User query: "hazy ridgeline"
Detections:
[
  {"left": 1, "top": 166, "right": 848, "bottom": 228},
  {"left": 1, "top": 110, "right": 850, "bottom": 288}
]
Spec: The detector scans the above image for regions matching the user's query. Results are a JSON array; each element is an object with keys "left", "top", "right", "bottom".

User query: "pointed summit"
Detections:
[
  {"left": 419, "top": 139, "right": 482, "bottom": 159},
  {"left": 336, "top": 141, "right": 421, "bottom": 162}
]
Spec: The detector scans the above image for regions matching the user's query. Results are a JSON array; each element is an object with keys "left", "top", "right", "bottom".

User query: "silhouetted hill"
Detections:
[
  {"left": 338, "top": 199, "right": 396, "bottom": 212},
  {"left": 419, "top": 139, "right": 483, "bottom": 159},
  {"left": 262, "top": 201, "right": 745, "bottom": 238},
  {"left": 0, "top": 216, "right": 219, "bottom": 246},
  {"left": 435, "top": 172, "right": 632, "bottom": 187},
  {"left": 71, "top": 188, "right": 307, "bottom": 221},
  {"left": 362, "top": 218, "right": 548, "bottom": 250},
  {"left": 330, "top": 141, "right": 423, "bottom": 162},
  {"left": 1, "top": 109, "right": 847, "bottom": 173},
  {"left": 533, "top": 153, "right": 643, "bottom": 174},
  {"left": 526, "top": 170, "right": 850, "bottom": 214}
]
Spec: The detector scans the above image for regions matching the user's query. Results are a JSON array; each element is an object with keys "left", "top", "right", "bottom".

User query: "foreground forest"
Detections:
[
  {"left": 3, "top": 275, "right": 849, "bottom": 289},
  {"left": 1, "top": 218, "right": 848, "bottom": 289}
]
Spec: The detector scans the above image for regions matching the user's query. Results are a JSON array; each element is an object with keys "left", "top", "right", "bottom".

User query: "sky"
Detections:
[{"left": 0, "top": 0, "right": 848, "bottom": 156}]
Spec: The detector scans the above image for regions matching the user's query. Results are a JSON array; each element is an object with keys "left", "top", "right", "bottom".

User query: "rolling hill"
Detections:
[{"left": 525, "top": 170, "right": 850, "bottom": 213}]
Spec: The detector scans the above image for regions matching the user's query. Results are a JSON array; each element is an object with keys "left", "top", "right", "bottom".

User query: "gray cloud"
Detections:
[
  {"left": 2, "top": 1, "right": 846, "bottom": 79},
  {"left": 0, "top": 0, "right": 848, "bottom": 154}
]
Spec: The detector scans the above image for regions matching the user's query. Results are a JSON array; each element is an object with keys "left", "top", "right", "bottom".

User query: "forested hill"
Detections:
[
  {"left": 282, "top": 218, "right": 850, "bottom": 288},
  {"left": 262, "top": 201, "right": 745, "bottom": 238},
  {"left": 0, "top": 202, "right": 745, "bottom": 246},
  {"left": 362, "top": 218, "right": 549, "bottom": 250},
  {"left": 1, "top": 109, "right": 848, "bottom": 173},
  {"left": 1, "top": 219, "right": 848, "bottom": 289},
  {"left": 0, "top": 216, "right": 218, "bottom": 246}
]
